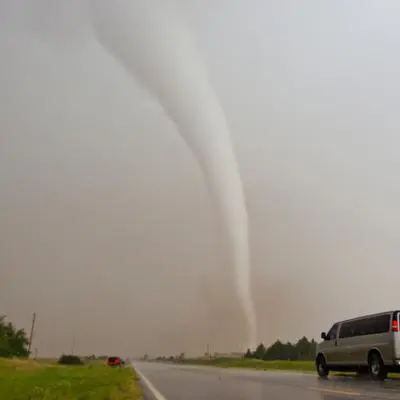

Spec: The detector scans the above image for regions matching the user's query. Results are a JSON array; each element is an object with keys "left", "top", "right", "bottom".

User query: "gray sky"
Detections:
[{"left": 1, "top": 0, "right": 400, "bottom": 357}]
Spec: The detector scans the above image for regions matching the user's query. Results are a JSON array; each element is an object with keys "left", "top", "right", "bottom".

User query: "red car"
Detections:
[{"left": 105, "top": 356, "right": 124, "bottom": 367}]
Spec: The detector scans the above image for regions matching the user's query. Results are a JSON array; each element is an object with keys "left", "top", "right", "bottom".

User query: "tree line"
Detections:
[
  {"left": 152, "top": 337, "right": 318, "bottom": 362},
  {"left": 0, "top": 315, "right": 30, "bottom": 358},
  {"left": 0, "top": 313, "right": 318, "bottom": 363},
  {"left": 245, "top": 337, "right": 317, "bottom": 361}
]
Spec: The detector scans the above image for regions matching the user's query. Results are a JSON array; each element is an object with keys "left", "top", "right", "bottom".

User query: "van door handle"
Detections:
[{"left": 334, "top": 340, "right": 338, "bottom": 347}]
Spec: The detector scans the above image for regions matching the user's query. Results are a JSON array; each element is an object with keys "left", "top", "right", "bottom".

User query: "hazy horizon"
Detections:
[{"left": 2, "top": 0, "right": 400, "bottom": 358}]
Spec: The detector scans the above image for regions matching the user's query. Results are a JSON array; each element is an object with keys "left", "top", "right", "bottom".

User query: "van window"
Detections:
[
  {"left": 339, "top": 314, "right": 390, "bottom": 338},
  {"left": 326, "top": 323, "right": 339, "bottom": 340},
  {"left": 339, "top": 321, "right": 356, "bottom": 338},
  {"left": 353, "top": 318, "right": 371, "bottom": 336},
  {"left": 371, "top": 314, "right": 390, "bottom": 334}
]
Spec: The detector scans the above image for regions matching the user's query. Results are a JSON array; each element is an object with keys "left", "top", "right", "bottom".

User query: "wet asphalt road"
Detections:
[{"left": 132, "top": 361, "right": 400, "bottom": 400}]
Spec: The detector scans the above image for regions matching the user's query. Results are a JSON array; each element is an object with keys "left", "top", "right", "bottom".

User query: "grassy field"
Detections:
[{"left": 0, "top": 358, "right": 142, "bottom": 400}]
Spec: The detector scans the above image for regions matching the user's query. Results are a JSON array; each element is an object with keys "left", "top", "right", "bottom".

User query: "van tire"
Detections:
[
  {"left": 368, "top": 351, "right": 387, "bottom": 381},
  {"left": 316, "top": 354, "right": 329, "bottom": 378}
]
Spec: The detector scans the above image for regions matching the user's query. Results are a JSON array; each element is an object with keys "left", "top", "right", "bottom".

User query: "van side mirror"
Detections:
[{"left": 321, "top": 332, "right": 327, "bottom": 340}]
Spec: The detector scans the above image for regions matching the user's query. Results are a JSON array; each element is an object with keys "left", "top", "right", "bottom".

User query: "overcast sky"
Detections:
[{"left": 1, "top": 0, "right": 400, "bottom": 357}]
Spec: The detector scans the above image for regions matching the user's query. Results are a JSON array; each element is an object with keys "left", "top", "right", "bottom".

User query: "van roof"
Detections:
[{"left": 336, "top": 310, "right": 400, "bottom": 325}]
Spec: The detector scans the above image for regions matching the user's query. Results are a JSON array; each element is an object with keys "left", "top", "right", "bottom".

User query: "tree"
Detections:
[
  {"left": 254, "top": 343, "right": 266, "bottom": 360},
  {"left": 262, "top": 337, "right": 317, "bottom": 361},
  {"left": 244, "top": 348, "right": 252, "bottom": 358},
  {"left": 0, "top": 316, "right": 29, "bottom": 358},
  {"left": 296, "top": 336, "right": 311, "bottom": 360},
  {"left": 263, "top": 340, "right": 285, "bottom": 360}
]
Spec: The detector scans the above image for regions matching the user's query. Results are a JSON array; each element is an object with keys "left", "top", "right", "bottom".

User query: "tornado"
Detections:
[{"left": 89, "top": 0, "right": 257, "bottom": 349}]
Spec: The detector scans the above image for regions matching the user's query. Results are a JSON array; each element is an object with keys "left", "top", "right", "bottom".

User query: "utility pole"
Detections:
[
  {"left": 28, "top": 312, "right": 36, "bottom": 356},
  {"left": 71, "top": 334, "right": 76, "bottom": 355}
]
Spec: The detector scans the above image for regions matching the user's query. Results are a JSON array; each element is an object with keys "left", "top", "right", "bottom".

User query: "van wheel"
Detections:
[
  {"left": 368, "top": 352, "right": 387, "bottom": 381},
  {"left": 316, "top": 355, "right": 329, "bottom": 378}
]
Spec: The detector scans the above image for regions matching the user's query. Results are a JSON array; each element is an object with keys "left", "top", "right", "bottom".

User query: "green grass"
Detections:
[{"left": 0, "top": 358, "right": 142, "bottom": 400}]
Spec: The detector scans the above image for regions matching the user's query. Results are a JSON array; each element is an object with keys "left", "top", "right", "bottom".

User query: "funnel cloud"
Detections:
[{"left": 89, "top": 0, "right": 257, "bottom": 348}]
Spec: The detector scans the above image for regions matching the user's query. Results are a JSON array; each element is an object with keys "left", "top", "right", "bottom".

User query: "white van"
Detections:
[{"left": 316, "top": 310, "right": 400, "bottom": 380}]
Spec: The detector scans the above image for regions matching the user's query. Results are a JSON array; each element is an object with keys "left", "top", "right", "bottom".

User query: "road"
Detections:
[{"left": 132, "top": 361, "right": 400, "bottom": 400}]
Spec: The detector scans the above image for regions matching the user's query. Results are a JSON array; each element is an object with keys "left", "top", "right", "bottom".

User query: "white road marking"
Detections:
[
  {"left": 133, "top": 364, "right": 168, "bottom": 400},
  {"left": 308, "top": 386, "right": 361, "bottom": 396}
]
